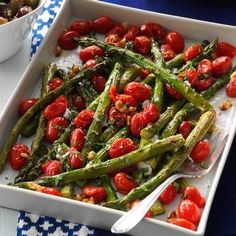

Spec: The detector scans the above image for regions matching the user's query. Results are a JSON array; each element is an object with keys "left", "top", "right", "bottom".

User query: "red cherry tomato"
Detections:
[
  {"left": 105, "top": 33, "right": 121, "bottom": 45},
  {"left": 69, "top": 147, "right": 84, "bottom": 169},
  {"left": 83, "top": 59, "right": 97, "bottom": 69},
  {"left": 113, "top": 172, "right": 137, "bottom": 194},
  {"left": 117, "top": 94, "right": 137, "bottom": 107},
  {"left": 178, "top": 121, "right": 192, "bottom": 139},
  {"left": 109, "top": 85, "right": 118, "bottom": 103},
  {"left": 108, "top": 23, "right": 126, "bottom": 37},
  {"left": 184, "top": 44, "right": 201, "bottom": 61},
  {"left": 73, "top": 109, "right": 94, "bottom": 129},
  {"left": 165, "top": 84, "right": 183, "bottom": 100},
  {"left": 140, "top": 22, "right": 165, "bottom": 40},
  {"left": 79, "top": 45, "right": 104, "bottom": 62},
  {"left": 124, "top": 82, "right": 151, "bottom": 102},
  {"left": 165, "top": 31, "right": 185, "bottom": 53},
  {"left": 72, "top": 94, "right": 86, "bottom": 111},
  {"left": 140, "top": 69, "right": 150, "bottom": 79},
  {"left": 216, "top": 42, "right": 236, "bottom": 59},
  {"left": 42, "top": 160, "right": 62, "bottom": 176},
  {"left": 123, "top": 25, "right": 140, "bottom": 41},
  {"left": 143, "top": 103, "right": 160, "bottom": 124},
  {"left": 130, "top": 200, "right": 151, "bottom": 218},
  {"left": 226, "top": 82, "right": 236, "bottom": 97},
  {"left": 43, "top": 102, "right": 67, "bottom": 120},
  {"left": 197, "top": 59, "right": 213, "bottom": 75},
  {"left": 195, "top": 77, "right": 215, "bottom": 92},
  {"left": 58, "top": 31, "right": 80, "bottom": 50},
  {"left": 48, "top": 77, "right": 64, "bottom": 91},
  {"left": 9, "top": 144, "right": 29, "bottom": 170},
  {"left": 177, "top": 199, "right": 200, "bottom": 224},
  {"left": 70, "top": 128, "right": 85, "bottom": 151},
  {"left": 92, "top": 74, "right": 106, "bottom": 92},
  {"left": 134, "top": 36, "right": 151, "bottom": 54},
  {"left": 18, "top": 98, "right": 38, "bottom": 116},
  {"left": 168, "top": 218, "right": 197, "bottom": 231},
  {"left": 53, "top": 95, "right": 68, "bottom": 107},
  {"left": 92, "top": 16, "right": 115, "bottom": 34},
  {"left": 83, "top": 185, "right": 107, "bottom": 203},
  {"left": 212, "top": 56, "right": 232, "bottom": 77},
  {"left": 183, "top": 186, "right": 205, "bottom": 208},
  {"left": 109, "top": 137, "right": 136, "bottom": 158},
  {"left": 109, "top": 107, "right": 127, "bottom": 127},
  {"left": 159, "top": 183, "right": 178, "bottom": 204},
  {"left": 186, "top": 68, "right": 198, "bottom": 87},
  {"left": 130, "top": 113, "right": 146, "bottom": 137},
  {"left": 38, "top": 187, "right": 61, "bottom": 196},
  {"left": 190, "top": 140, "right": 211, "bottom": 162},
  {"left": 69, "top": 20, "right": 92, "bottom": 35},
  {"left": 161, "top": 44, "right": 176, "bottom": 61},
  {"left": 46, "top": 117, "right": 69, "bottom": 143}
]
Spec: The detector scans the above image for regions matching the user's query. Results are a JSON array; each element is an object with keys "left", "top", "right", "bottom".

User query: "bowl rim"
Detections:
[{"left": 0, "top": 0, "right": 47, "bottom": 29}]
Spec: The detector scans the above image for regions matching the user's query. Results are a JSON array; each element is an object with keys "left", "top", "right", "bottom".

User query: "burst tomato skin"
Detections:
[
  {"left": 124, "top": 82, "right": 151, "bottom": 102},
  {"left": 9, "top": 144, "right": 29, "bottom": 170},
  {"left": 212, "top": 56, "right": 232, "bottom": 77},
  {"left": 130, "top": 112, "right": 146, "bottom": 137},
  {"left": 134, "top": 36, "right": 151, "bottom": 54},
  {"left": 197, "top": 59, "right": 213, "bottom": 75},
  {"left": 79, "top": 45, "right": 104, "bottom": 62},
  {"left": 216, "top": 42, "right": 236, "bottom": 59},
  {"left": 178, "top": 121, "right": 192, "bottom": 139},
  {"left": 168, "top": 218, "right": 197, "bottom": 231},
  {"left": 92, "top": 16, "right": 115, "bottom": 34},
  {"left": 105, "top": 33, "right": 121, "bottom": 45},
  {"left": 83, "top": 59, "right": 97, "bottom": 69},
  {"left": 42, "top": 160, "right": 62, "bottom": 176},
  {"left": 165, "top": 84, "right": 183, "bottom": 100},
  {"left": 109, "top": 107, "right": 127, "bottom": 127},
  {"left": 69, "top": 20, "right": 92, "bottom": 35},
  {"left": 72, "top": 94, "right": 86, "bottom": 111},
  {"left": 118, "top": 94, "right": 137, "bottom": 107},
  {"left": 184, "top": 44, "right": 201, "bottom": 61},
  {"left": 186, "top": 68, "right": 198, "bottom": 87},
  {"left": 70, "top": 128, "right": 85, "bottom": 151},
  {"left": 92, "top": 74, "right": 106, "bottom": 92},
  {"left": 83, "top": 185, "right": 107, "bottom": 203},
  {"left": 48, "top": 77, "right": 64, "bottom": 91},
  {"left": 140, "top": 22, "right": 165, "bottom": 40},
  {"left": 108, "top": 23, "right": 126, "bottom": 37},
  {"left": 130, "top": 200, "right": 151, "bottom": 218},
  {"left": 183, "top": 186, "right": 205, "bottom": 208},
  {"left": 58, "top": 31, "right": 80, "bottom": 50},
  {"left": 195, "top": 77, "right": 215, "bottom": 92},
  {"left": 226, "top": 82, "right": 236, "bottom": 97},
  {"left": 159, "top": 183, "right": 178, "bottom": 204},
  {"left": 54, "top": 95, "right": 68, "bottom": 107},
  {"left": 43, "top": 102, "right": 67, "bottom": 120},
  {"left": 109, "top": 138, "right": 136, "bottom": 158},
  {"left": 73, "top": 109, "right": 94, "bottom": 129},
  {"left": 18, "top": 98, "right": 38, "bottom": 116},
  {"left": 143, "top": 103, "right": 160, "bottom": 124},
  {"left": 190, "top": 140, "right": 211, "bottom": 162},
  {"left": 38, "top": 187, "right": 61, "bottom": 196},
  {"left": 69, "top": 147, "right": 84, "bottom": 169},
  {"left": 113, "top": 172, "right": 137, "bottom": 194},
  {"left": 165, "top": 31, "right": 185, "bottom": 53},
  {"left": 123, "top": 25, "right": 140, "bottom": 41},
  {"left": 161, "top": 44, "right": 176, "bottom": 61},
  {"left": 177, "top": 199, "right": 201, "bottom": 225}
]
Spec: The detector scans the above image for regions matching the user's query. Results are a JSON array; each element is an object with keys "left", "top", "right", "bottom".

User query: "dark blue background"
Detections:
[{"left": 100, "top": 1, "right": 236, "bottom": 235}]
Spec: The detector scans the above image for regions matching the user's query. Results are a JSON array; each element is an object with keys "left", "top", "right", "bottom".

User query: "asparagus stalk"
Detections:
[
  {"left": 100, "top": 175, "right": 117, "bottom": 202},
  {"left": 99, "top": 125, "right": 121, "bottom": 143},
  {"left": 103, "top": 110, "right": 215, "bottom": 209},
  {"left": 166, "top": 53, "right": 185, "bottom": 70},
  {"left": 20, "top": 116, "right": 40, "bottom": 137},
  {"left": 142, "top": 73, "right": 156, "bottom": 85}
]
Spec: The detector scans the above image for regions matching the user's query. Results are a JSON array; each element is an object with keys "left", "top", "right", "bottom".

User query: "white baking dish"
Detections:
[{"left": 0, "top": 0, "right": 235, "bottom": 235}]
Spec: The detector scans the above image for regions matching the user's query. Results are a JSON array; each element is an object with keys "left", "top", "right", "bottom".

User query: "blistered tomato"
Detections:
[
  {"left": 70, "top": 128, "right": 85, "bottom": 151},
  {"left": 58, "top": 31, "right": 80, "bottom": 50},
  {"left": 83, "top": 185, "right": 107, "bottom": 203},
  {"left": 18, "top": 98, "right": 38, "bottom": 116}
]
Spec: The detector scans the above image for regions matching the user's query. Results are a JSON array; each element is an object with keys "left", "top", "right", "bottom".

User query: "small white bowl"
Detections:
[{"left": 0, "top": 0, "right": 46, "bottom": 62}]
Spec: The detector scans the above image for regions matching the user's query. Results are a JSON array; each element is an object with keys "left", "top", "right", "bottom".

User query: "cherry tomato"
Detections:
[
  {"left": 79, "top": 45, "right": 104, "bottom": 62},
  {"left": 161, "top": 44, "right": 176, "bottom": 61},
  {"left": 109, "top": 107, "right": 127, "bottom": 127},
  {"left": 53, "top": 95, "right": 68, "bottom": 107},
  {"left": 168, "top": 218, "right": 196, "bottom": 231},
  {"left": 46, "top": 117, "right": 69, "bottom": 143},
  {"left": 124, "top": 82, "right": 151, "bottom": 102},
  {"left": 177, "top": 199, "right": 200, "bottom": 224},
  {"left": 216, "top": 42, "right": 236, "bottom": 59},
  {"left": 69, "top": 20, "right": 92, "bottom": 35},
  {"left": 123, "top": 25, "right": 140, "bottom": 41},
  {"left": 70, "top": 128, "right": 85, "bottom": 151},
  {"left": 134, "top": 36, "right": 151, "bottom": 54},
  {"left": 143, "top": 103, "right": 160, "bottom": 124},
  {"left": 72, "top": 94, "right": 86, "bottom": 111},
  {"left": 195, "top": 77, "right": 215, "bottom": 92},
  {"left": 186, "top": 68, "right": 198, "bottom": 87},
  {"left": 83, "top": 59, "right": 97, "bottom": 69},
  {"left": 113, "top": 172, "right": 137, "bottom": 194},
  {"left": 42, "top": 160, "right": 62, "bottom": 176},
  {"left": 73, "top": 109, "right": 94, "bottom": 129},
  {"left": 92, "top": 16, "right": 115, "bottom": 34},
  {"left": 159, "top": 183, "right": 178, "bottom": 204},
  {"left": 108, "top": 23, "right": 126, "bottom": 37},
  {"left": 165, "top": 31, "right": 185, "bottom": 53},
  {"left": 69, "top": 147, "right": 84, "bottom": 169},
  {"left": 212, "top": 56, "right": 232, "bottom": 77},
  {"left": 130, "top": 200, "right": 151, "bottom": 218},
  {"left": 165, "top": 84, "right": 183, "bottom": 100},
  {"left": 38, "top": 187, "right": 61, "bottom": 196},
  {"left": 130, "top": 113, "right": 146, "bottom": 137},
  {"left": 117, "top": 94, "right": 137, "bottom": 107},
  {"left": 190, "top": 140, "right": 211, "bottom": 162},
  {"left": 92, "top": 74, "right": 106, "bottom": 92},
  {"left": 105, "top": 33, "right": 121, "bottom": 45},
  {"left": 140, "top": 22, "right": 165, "bottom": 40},
  {"left": 83, "top": 185, "right": 107, "bottom": 203},
  {"left": 58, "top": 31, "right": 80, "bottom": 50},
  {"left": 226, "top": 82, "right": 236, "bottom": 97},
  {"left": 184, "top": 44, "right": 201, "bottom": 61},
  {"left": 18, "top": 98, "right": 38, "bottom": 116},
  {"left": 109, "top": 138, "right": 136, "bottom": 158},
  {"left": 43, "top": 102, "right": 67, "bottom": 120},
  {"left": 197, "top": 59, "right": 213, "bottom": 75},
  {"left": 140, "top": 69, "right": 150, "bottom": 79},
  {"left": 9, "top": 144, "right": 29, "bottom": 170},
  {"left": 178, "top": 121, "right": 192, "bottom": 139},
  {"left": 183, "top": 186, "right": 205, "bottom": 208},
  {"left": 48, "top": 77, "right": 64, "bottom": 91},
  {"left": 109, "top": 85, "right": 118, "bottom": 103}
]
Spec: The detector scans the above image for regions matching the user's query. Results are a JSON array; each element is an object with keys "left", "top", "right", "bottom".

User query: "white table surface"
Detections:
[{"left": 0, "top": 35, "right": 32, "bottom": 236}]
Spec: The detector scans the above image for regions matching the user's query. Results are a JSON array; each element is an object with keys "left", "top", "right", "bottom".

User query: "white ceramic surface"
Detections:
[
  {"left": 0, "top": 0, "right": 46, "bottom": 62},
  {"left": 0, "top": 0, "right": 235, "bottom": 236}
]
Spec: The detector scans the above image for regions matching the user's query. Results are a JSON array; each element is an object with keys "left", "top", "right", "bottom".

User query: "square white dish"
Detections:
[{"left": 0, "top": 0, "right": 236, "bottom": 235}]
